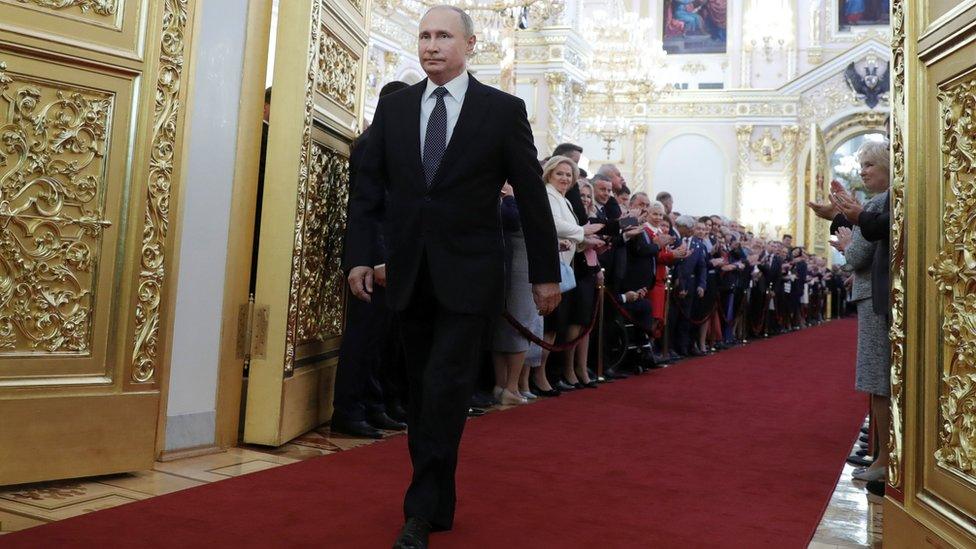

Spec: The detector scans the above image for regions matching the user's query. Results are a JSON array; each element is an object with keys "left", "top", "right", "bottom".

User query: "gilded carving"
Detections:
[
  {"left": 887, "top": 0, "right": 905, "bottom": 489},
  {"left": 545, "top": 72, "right": 566, "bottom": 152},
  {"left": 283, "top": 0, "right": 322, "bottom": 375},
  {"left": 632, "top": 124, "right": 647, "bottom": 188},
  {"left": 750, "top": 128, "right": 786, "bottom": 165},
  {"left": 929, "top": 78, "right": 976, "bottom": 477},
  {"left": 296, "top": 143, "right": 349, "bottom": 344},
  {"left": 317, "top": 27, "right": 359, "bottom": 114},
  {"left": 12, "top": 0, "right": 117, "bottom": 16},
  {"left": 131, "top": 0, "right": 189, "bottom": 383},
  {"left": 0, "top": 62, "right": 113, "bottom": 354}
]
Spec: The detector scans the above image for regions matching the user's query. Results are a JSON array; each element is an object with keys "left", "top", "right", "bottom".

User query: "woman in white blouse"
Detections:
[{"left": 530, "top": 156, "right": 603, "bottom": 396}]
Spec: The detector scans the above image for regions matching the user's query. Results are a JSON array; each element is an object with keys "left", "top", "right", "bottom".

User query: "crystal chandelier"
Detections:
[
  {"left": 581, "top": 0, "right": 668, "bottom": 156},
  {"left": 743, "top": 0, "right": 794, "bottom": 62}
]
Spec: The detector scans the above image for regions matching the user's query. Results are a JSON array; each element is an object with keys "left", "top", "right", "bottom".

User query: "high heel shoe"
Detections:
[
  {"left": 582, "top": 380, "right": 598, "bottom": 389},
  {"left": 500, "top": 389, "right": 527, "bottom": 406},
  {"left": 520, "top": 390, "right": 538, "bottom": 400},
  {"left": 529, "top": 381, "right": 560, "bottom": 397},
  {"left": 554, "top": 379, "right": 576, "bottom": 391}
]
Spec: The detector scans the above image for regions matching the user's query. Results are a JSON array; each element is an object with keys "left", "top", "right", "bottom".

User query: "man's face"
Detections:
[
  {"left": 693, "top": 223, "right": 707, "bottom": 239},
  {"left": 661, "top": 197, "right": 673, "bottom": 214},
  {"left": 783, "top": 236, "right": 793, "bottom": 246},
  {"left": 418, "top": 8, "right": 475, "bottom": 85},
  {"left": 609, "top": 168, "right": 623, "bottom": 191},
  {"left": 594, "top": 181, "right": 611, "bottom": 204},
  {"left": 565, "top": 150, "right": 581, "bottom": 163},
  {"left": 630, "top": 195, "right": 650, "bottom": 220}
]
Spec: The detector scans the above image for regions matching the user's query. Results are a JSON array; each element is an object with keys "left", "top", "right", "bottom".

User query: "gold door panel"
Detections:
[
  {"left": 243, "top": 0, "right": 368, "bottom": 446},
  {"left": 0, "top": 0, "right": 196, "bottom": 485}
]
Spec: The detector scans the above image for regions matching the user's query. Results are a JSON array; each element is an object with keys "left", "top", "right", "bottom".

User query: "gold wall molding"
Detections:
[
  {"left": 632, "top": 124, "right": 647, "bottom": 188},
  {"left": 750, "top": 128, "right": 786, "bottom": 165},
  {"left": 888, "top": 0, "right": 906, "bottom": 490},
  {"left": 296, "top": 142, "right": 349, "bottom": 345},
  {"left": 929, "top": 76, "right": 976, "bottom": 478},
  {"left": 317, "top": 26, "right": 359, "bottom": 114},
  {"left": 0, "top": 63, "right": 113, "bottom": 354},
  {"left": 15, "top": 0, "right": 117, "bottom": 15},
  {"left": 131, "top": 0, "right": 189, "bottom": 384},
  {"left": 733, "top": 124, "right": 753, "bottom": 220},
  {"left": 545, "top": 71, "right": 565, "bottom": 152}
]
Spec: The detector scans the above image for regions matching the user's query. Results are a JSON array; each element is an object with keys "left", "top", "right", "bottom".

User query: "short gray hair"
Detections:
[
  {"left": 648, "top": 200, "right": 666, "bottom": 213},
  {"left": 675, "top": 215, "right": 697, "bottom": 229},
  {"left": 597, "top": 163, "right": 618, "bottom": 177},
  {"left": 857, "top": 138, "right": 890, "bottom": 171},
  {"left": 424, "top": 5, "right": 475, "bottom": 38}
]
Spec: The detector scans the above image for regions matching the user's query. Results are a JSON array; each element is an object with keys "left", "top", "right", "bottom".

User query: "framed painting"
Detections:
[
  {"left": 837, "top": 0, "right": 890, "bottom": 32},
  {"left": 663, "top": 0, "right": 727, "bottom": 54}
]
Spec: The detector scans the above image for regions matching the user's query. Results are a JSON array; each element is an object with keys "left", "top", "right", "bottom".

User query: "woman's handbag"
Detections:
[{"left": 559, "top": 261, "right": 577, "bottom": 293}]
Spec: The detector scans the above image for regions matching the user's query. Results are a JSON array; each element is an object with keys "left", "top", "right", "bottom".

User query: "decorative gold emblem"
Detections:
[
  {"left": 750, "top": 128, "right": 785, "bottom": 166},
  {"left": 131, "top": 0, "right": 189, "bottom": 383},
  {"left": 296, "top": 143, "right": 349, "bottom": 345},
  {"left": 317, "top": 27, "right": 359, "bottom": 114},
  {"left": 929, "top": 77, "right": 976, "bottom": 476},
  {"left": 0, "top": 61, "right": 113, "bottom": 354},
  {"left": 887, "top": 0, "right": 905, "bottom": 489}
]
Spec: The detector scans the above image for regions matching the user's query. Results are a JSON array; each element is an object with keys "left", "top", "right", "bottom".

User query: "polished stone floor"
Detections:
[{"left": 0, "top": 408, "right": 881, "bottom": 547}]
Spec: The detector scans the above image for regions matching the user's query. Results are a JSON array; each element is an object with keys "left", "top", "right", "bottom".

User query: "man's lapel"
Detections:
[
  {"left": 403, "top": 80, "right": 426, "bottom": 188},
  {"left": 429, "top": 74, "right": 492, "bottom": 189}
]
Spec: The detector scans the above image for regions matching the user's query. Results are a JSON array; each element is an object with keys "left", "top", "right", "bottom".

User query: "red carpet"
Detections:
[{"left": 5, "top": 319, "right": 863, "bottom": 548}]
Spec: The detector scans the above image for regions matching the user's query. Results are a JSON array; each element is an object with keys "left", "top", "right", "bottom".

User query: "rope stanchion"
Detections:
[{"left": 502, "top": 285, "right": 600, "bottom": 353}]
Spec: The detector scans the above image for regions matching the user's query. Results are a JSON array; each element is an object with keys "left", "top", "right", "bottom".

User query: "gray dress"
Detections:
[
  {"left": 491, "top": 231, "right": 544, "bottom": 356},
  {"left": 844, "top": 191, "right": 891, "bottom": 396}
]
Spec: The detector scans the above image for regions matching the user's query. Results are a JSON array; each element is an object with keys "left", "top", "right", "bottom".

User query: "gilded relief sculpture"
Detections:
[
  {"left": 929, "top": 77, "right": 976, "bottom": 477},
  {"left": 0, "top": 62, "right": 113, "bottom": 353}
]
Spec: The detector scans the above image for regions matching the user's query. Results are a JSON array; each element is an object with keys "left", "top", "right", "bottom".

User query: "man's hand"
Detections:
[
  {"left": 623, "top": 225, "right": 644, "bottom": 239},
  {"left": 697, "top": 287, "right": 705, "bottom": 298},
  {"left": 672, "top": 243, "right": 689, "bottom": 258},
  {"left": 558, "top": 239, "right": 573, "bottom": 251},
  {"left": 653, "top": 233, "right": 673, "bottom": 248},
  {"left": 373, "top": 264, "right": 387, "bottom": 287},
  {"left": 532, "top": 282, "right": 561, "bottom": 315},
  {"left": 583, "top": 222, "right": 605, "bottom": 236},
  {"left": 347, "top": 266, "right": 374, "bottom": 302},
  {"left": 624, "top": 291, "right": 640, "bottom": 302}
]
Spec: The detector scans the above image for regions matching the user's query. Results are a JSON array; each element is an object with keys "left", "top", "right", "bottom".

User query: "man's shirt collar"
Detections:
[{"left": 424, "top": 71, "right": 469, "bottom": 102}]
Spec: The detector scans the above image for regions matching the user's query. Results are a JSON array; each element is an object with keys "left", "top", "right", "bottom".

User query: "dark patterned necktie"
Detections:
[{"left": 422, "top": 87, "right": 449, "bottom": 186}]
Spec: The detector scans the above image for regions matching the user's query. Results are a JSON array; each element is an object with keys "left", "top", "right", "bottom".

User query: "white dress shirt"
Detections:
[{"left": 419, "top": 71, "right": 469, "bottom": 156}]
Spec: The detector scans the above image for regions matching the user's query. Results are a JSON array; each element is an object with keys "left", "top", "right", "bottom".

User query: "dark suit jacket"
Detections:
[
  {"left": 618, "top": 232, "right": 659, "bottom": 293},
  {"left": 758, "top": 253, "right": 783, "bottom": 291},
  {"left": 674, "top": 238, "right": 707, "bottom": 293},
  {"left": 343, "top": 75, "right": 560, "bottom": 315},
  {"left": 346, "top": 128, "right": 386, "bottom": 264}
]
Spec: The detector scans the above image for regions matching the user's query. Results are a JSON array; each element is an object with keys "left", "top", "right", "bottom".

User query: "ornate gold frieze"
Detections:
[
  {"left": 296, "top": 142, "right": 349, "bottom": 345},
  {"left": 929, "top": 77, "right": 976, "bottom": 477},
  {"left": 545, "top": 71, "right": 565, "bottom": 151},
  {"left": 750, "top": 128, "right": 786, "bottom": 165},
  {"left": 131, "top": 0, "right": 189, "bottom": 383},
  {"left": 9, "top": 0, "right": 117, "bottom": 16},
  {"left": 283, "top": 0, "right": 323, "bottom": 375},
  {"left": 0, "top": 62, "right": 113, "bottom": 354},
  {"left": 316, "top": 26, "right": 359, "bottom": 114},
  {"left": 887, "top": 0, "right": 905, "bottom": 489}
]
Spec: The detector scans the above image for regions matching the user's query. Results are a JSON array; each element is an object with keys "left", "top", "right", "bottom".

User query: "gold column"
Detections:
[
  {"left": 734, "top": 124, "right": 753, "bottom": 220},
  {"left": 545, "top": 71, "right": 566, "bottom": 152}
]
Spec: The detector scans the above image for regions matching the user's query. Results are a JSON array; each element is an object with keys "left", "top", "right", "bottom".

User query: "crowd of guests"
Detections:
[{"left": 330, "top": 122, "right": 850, "bottom": 438}]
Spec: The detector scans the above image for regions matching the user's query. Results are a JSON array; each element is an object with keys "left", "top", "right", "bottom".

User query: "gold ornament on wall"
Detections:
[
  {"left": 750, "top": 128, "right": 785, "bottom": 165},
  {"left": 929, "top": 77, "right": 976, "bottom": 477},
  {"left": 0, "top": 62, "right": 113, "bottom": 354},
  {"left": 16, "top": 0, "right": 117, "bottom": 16},
  {"left": 317, "top": 27, "right": 359, "bottom": 114},
  {"left": 131, "top": 0, "right": 189, "bottom": 383}
]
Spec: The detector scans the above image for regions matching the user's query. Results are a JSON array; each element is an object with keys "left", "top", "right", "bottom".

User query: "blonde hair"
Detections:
[
  {"left": 578, "top": 180, "right": 597, "bottom": 216},
  {"left": 857, "top": 139, "right": 890, "bottom": 172},
  {"left": 541, "top": 155, "right": 579, "bottom": 186}
]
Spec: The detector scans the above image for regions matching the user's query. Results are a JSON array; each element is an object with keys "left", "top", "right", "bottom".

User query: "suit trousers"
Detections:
[
  {"left": 333, "top": 286, "right": 389, "bottom": 423},
  {"left": 672, "top": 293, "right": 696, "bottom": 354},
  {"left": 397, "top": 258, "right": 489, "bottom": 530}
]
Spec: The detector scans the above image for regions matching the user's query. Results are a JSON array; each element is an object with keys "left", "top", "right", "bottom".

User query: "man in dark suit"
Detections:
[
  {"left": 333, "top": 81, "right": 411, "bottom": 439},
  {"left": 343, "top": 6, "right": 560, "bottom": 548},
  {"left": 670, "top": 215, "right": 707, "bottom": 356}
]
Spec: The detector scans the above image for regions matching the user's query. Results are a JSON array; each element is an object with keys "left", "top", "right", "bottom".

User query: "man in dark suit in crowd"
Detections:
[
  {"left": 671, "top": 215, "right": 707, "bottom": 356},
  {"left": 343, "top": 6, "right": 560, "bottom": 547},
  {"left": 333, "top": 81, "right": 412, "bottom": 439}
]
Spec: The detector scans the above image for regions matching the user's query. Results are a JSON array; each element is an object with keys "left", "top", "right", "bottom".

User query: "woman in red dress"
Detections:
[{"left": 643, "top": 201, "right": 686, "bottom": 337}]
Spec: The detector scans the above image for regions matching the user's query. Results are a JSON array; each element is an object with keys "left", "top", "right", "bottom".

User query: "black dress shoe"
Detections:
[
  {"left": 367, "top": 411, "right": 407, "bottom": 431},
  {"left": 860, "top": 426, "right": 869, "bottom": 434},
  {"left": 529, "top": 381, "right": 561, "bottom": 397},
  {"left": 387, "top": 402, "right": 408, "bottom": 423},
  {"left": 470, "top": 391, "right": 496, "bottom": 408},
  {"left": 330, "top": 417, "right": 383, "bottom": 439},
  {"left": 847, "top": 454, "right": 874, "bottom": 467},
  {"left": 689, "top": 347, "right": 705, "bottom": 357},
  {"left": 393, "top": 517, "right": 430, "bottom": 549},
  {"left": 604, "top": 368, "right": 630, "bottom": 380},
  {"left": 554, "top": 379, "right": 576, "bottom": 391},
  {"left": 865, "top": 479, "right": 885, "bottom": 501},
  {"left": 582, "top": 380, "right": 598, "bottom": 388}
]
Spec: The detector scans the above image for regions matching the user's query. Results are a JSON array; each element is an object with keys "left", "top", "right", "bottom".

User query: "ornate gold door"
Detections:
[
  {"left": 886, "top": 1, "right": 976, "bottom": 546},
  {"left": 0, "top": 0, "right": 196, "bottom": 484},
  {"left": 242, "top": 0, "right": 369, "bottom": 446},
  {"left": 805, "top": 124, "right": 830, "bottom": 259}
]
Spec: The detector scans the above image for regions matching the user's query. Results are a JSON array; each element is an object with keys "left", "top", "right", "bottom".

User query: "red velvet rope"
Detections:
[{"left": 502, "top": 286, "right": 601, "bottom": 352}]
